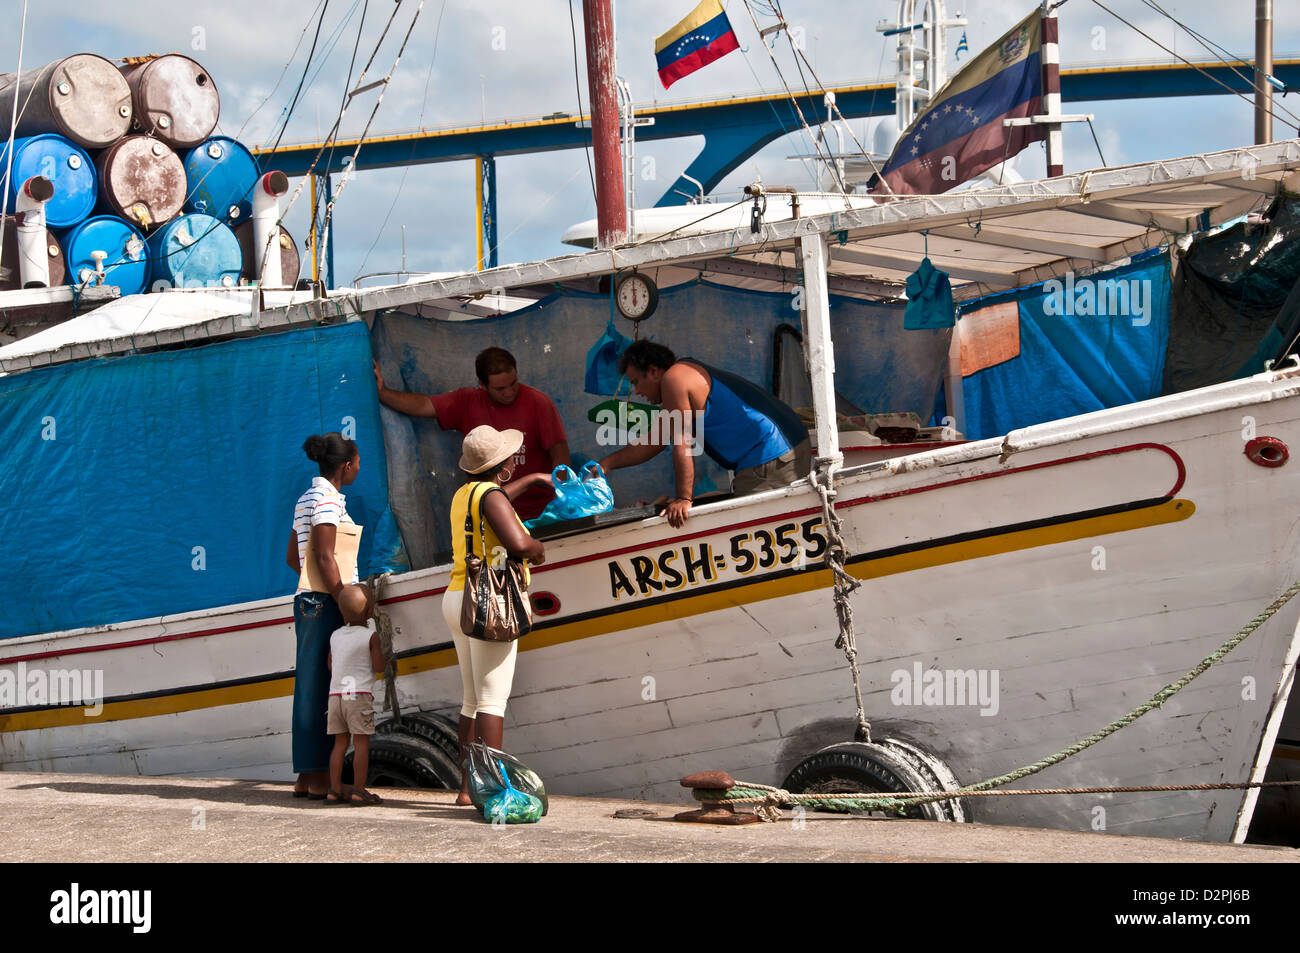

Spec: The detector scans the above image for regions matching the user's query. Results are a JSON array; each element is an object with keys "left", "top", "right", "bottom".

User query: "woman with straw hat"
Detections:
[{"left": 442, "top": 425, "right": 547, "bottom": 805}]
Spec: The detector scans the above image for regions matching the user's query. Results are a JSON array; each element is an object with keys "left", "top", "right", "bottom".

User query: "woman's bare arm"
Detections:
[
  {"left": 310, "top": 523, "right": 344, "bottom": 596},
  {"left": 501, "top": 471, "right": 552, "bottom": 502},
  {"left": 481, "top": 488, "right": 545, "bottom": 563}
]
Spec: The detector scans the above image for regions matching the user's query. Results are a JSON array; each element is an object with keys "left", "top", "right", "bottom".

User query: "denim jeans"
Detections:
[{"left": 292, "top": 591, "right": 342, "bottom": 773}]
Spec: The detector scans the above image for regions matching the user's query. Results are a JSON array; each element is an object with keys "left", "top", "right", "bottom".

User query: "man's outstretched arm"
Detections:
[
  {"left": 659, "top": 366, "right": 699, "bottom": 528},
  {"left": 373, "top": 360, "right": 438, "bottom": 418}
]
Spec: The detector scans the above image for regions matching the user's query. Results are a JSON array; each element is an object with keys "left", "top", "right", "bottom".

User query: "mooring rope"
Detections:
[
  {"left": 811, "top": 468, "right": 872, "bottom": 743},
  {"left": 699, "top": 578, "right": 1300, "bottom": 820},
  {"left": 697, "top": 779, "right": 1300, "bottom": 822},
  {"left": 366, "top": 572, "right": 402, "bottom": 724}
]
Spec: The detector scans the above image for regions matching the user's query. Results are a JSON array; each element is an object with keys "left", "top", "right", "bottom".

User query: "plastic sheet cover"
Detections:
[
  {"left": 960, "top": 254, "right": 1172, "bottom": 440},
  {"left": 1165, "top": 196, "right": 1300, "bottom": 393},
  {"left": 372, "top": 280, "right": 950, "bottom": 562},
  {"left": 0, "top": 320, "right": 407, "bottom": 641}
]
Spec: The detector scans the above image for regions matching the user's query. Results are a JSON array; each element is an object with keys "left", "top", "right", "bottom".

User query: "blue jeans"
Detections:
[{"left": 292, "top": 591, "right": 342, "bottom": 773}]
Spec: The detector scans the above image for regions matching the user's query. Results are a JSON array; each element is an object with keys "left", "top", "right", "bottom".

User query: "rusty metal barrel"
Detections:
[
  {"left": 121, "top": 54, "right": 220, "bottom": 150},
  {"left": 0, "top": 54, "right": 132, "bottom": 149},
  {"left": 234, "top": 221, "right": 301, "bottom": 287},
  {"left": 0, "top": 220, "right": 64, "bottom": 290},
  {"left": 95, "top": 136, "right": 187, "bottom": 231}
]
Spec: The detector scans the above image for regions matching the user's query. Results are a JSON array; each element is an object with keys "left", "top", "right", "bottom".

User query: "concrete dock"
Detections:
[{"left": 0, "top": 770, "right": 1295, "bottom": 862}]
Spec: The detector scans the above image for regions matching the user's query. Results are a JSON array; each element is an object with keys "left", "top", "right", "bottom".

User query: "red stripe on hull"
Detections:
[{"left": 0, "top": 443, "right": 1184, "bottom": 663}]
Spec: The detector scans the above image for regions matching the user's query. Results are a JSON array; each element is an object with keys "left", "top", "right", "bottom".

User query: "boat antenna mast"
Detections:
[{"left": 877, "top": 0, "right": 968, "bottom": 136}]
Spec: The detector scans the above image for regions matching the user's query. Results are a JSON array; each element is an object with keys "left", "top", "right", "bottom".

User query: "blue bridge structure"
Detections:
[{"left": 253, "top": 58, "right": 1300, "bottom": 280}]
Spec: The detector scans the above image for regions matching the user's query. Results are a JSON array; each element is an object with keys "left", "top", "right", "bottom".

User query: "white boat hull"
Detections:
[{"left": 5, "top": 367, "right": 1300, "bottom": 842}]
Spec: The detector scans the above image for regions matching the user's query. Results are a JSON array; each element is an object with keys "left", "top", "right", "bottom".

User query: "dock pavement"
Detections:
[{"left": 0, "top": 770, "right": 1296, "bottom": 862}]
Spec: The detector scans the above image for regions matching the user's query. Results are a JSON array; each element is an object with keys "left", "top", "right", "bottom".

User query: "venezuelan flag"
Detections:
[
  {"left": 875, "top": 9, "right": 1045, "bottom": 196},
  {"left": 655, "top": 0, "right": 740, "bottom": 90}
]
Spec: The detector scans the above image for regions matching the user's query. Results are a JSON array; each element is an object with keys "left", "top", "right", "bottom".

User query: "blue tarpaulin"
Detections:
[
  {"left": 960, "top": 255, "right": 1171, "bottom": 440},
  {"left": 0, "top": 321, "right": 406, "bottom": 640}
]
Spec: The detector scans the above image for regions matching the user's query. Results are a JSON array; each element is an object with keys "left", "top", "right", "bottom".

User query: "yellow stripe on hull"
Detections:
[{"left": 0, "top": 499, "right": 1194, "bottom": 733}]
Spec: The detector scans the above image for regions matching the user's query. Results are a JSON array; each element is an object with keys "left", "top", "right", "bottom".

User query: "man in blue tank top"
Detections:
[{"left": 599, "top": 341, "right": 812, "bottom": 527}]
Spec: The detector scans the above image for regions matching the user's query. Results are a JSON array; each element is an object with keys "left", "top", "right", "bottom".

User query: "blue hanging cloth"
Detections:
[
  {"left": 904, "top": 257, "right": 956, "bottom": 330},
  {"left": 584, "top": 319, "right": 633, "bottom": 395}
]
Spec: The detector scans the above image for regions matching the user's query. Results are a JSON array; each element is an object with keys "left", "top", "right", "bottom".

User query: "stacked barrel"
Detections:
[{"left": 0, "top": 53, "right": 300, "bottom": 293}]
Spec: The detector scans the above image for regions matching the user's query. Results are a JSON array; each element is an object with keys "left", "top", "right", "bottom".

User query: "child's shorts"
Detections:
[{"left": 327, "top": 694, "right": 375, "bottom": 735}]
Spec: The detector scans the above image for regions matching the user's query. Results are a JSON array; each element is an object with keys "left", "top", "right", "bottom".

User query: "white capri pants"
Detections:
[{"left": 441, "top": 588, "right": 518, "bottom": 718}]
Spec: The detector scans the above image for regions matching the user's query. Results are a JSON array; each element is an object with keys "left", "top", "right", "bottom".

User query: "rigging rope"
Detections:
[
  {"left": 1090, "top": 0, "right": 1300, "bottom": 134},
  {"left": 366, "top": 572, "right": 403, "bottom": 723},
  {"left": 696, "top": 578, "right": 1300, "bottom": 819},
  {"left": 739, "top": 0, "right": 850, "bottom": 207},
  {"left": 810, "top": 467, "right": 871, "bottom": 744},
  {"left": 768, "top": 0, "right": 892, "bottom": 196}
]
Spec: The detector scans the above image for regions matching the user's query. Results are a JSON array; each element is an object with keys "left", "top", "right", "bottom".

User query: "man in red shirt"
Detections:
[{"left": 372, "top": 347, "right": 570, "bottom": 520}]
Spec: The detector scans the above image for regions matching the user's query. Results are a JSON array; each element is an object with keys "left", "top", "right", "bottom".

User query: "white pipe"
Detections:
[
  {"left": 253, "top": 170, "right": 289, "bottom": 288},
  {"left": 799, "top": 232, "right": 841, "bottom": 467},
  {"left": 15, "top": 175, "right": 53, "bottom": 288}
]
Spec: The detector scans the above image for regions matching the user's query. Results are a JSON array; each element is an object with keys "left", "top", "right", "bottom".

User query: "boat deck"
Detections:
[{"left": 0, "top": 770, "right": 1292, "bottom": 863}]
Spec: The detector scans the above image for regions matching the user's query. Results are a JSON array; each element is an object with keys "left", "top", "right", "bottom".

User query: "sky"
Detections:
[{"left": 7, "top": 0, "right": 1300, "bottom": 286}]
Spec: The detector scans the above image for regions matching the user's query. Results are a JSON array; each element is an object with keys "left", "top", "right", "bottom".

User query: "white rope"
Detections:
[{"left": 810, "top": 465, "right": 871, "bottom": 743}]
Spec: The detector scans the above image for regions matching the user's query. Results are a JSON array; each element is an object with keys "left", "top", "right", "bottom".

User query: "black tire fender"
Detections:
[
  {"left": 344, "top": 732, "right": 460, "bottom": 791},
  {"left": 781, "top": 739, "right": 969, "bottom": 823},
  {"left": 376, "top": 710, "right": 461, "bottom": 764}
]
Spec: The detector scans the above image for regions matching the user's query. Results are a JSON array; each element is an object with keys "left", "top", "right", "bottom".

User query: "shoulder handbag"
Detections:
[{"left": 459, "top": 483, "right": 534, "bottom": 642}]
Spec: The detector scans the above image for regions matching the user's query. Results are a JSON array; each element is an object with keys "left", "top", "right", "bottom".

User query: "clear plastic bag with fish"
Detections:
[
  {"left": 465, "top": 741, "right": 549, "bottom": 815},
  {"left": 483, "top": 763, "right": 544, "bottom": 824}
]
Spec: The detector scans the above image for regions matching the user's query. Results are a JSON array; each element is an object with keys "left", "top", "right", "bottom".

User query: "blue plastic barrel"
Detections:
[
  {"left": 148, "top": 212, "right": 242, "bottom": 290},
  {"left": 60, "top": 215, "right": 149, "bottom": 296},
  {"left": 183, "top": 136, "right": 258, "bottom": 224},
  {"left": 1, "top": 133, "right": 97, "bottom": 228}
]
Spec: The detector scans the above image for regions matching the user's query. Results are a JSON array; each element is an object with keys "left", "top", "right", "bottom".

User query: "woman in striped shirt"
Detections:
[{"left": 285, "top": 432, "right": 360, "bottom": 799}]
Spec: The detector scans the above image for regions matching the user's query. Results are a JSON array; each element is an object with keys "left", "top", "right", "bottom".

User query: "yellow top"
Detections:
[{"left": 448, "top": 482, "right": 530, "bottom": 592}]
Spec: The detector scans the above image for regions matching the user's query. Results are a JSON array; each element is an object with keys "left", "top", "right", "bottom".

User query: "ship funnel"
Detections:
[
  {"left": 15, "top": 176, "right": 55, "bottom": 288},
  {"left": 252, "top": 170, "right": 289, "bottom": 288}
]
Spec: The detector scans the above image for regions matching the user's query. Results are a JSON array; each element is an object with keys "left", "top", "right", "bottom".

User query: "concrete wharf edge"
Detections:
[{"left": 0, "top": 771, "right": 1294, "bottom": 863}]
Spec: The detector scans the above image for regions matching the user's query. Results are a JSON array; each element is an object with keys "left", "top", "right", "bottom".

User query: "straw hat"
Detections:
[{"left": 459, "top": 425, "right": 524, "bottom": 474}]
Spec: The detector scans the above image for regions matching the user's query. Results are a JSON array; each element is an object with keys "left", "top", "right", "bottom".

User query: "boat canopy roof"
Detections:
[{"left": 4, "top": 139, "right": 1300, "bottom": 374}]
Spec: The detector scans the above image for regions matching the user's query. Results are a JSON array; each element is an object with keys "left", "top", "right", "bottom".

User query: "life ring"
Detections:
[
  {"left": 1245, "top": 436, "right": 1288, "bottom": 468},
  {"left": 782, "top": 738, "right": 969, "bottom": 822}
]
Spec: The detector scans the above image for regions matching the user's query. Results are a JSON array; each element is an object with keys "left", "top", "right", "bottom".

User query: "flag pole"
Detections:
[
  {"left": 1041, "top": 1, "right": 1064, "bottom": 177},
  {"left": 1256, "top": 0, "right": 1274, "bottom": 144}
]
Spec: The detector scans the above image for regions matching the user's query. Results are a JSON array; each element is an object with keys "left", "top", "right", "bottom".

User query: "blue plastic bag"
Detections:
[
  {"left": 525, "top": 462, "right": 615, "bottom": 530},
  {"left": 585, "top": 320, "right": 633, "bottom": 395},
  {"left": 484, "top": 760, "right": 543, "bottom": 824}
]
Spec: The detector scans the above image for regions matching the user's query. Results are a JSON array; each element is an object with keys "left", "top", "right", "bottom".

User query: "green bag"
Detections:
[
  {"left": 465, "top": 741, "right": 549, "bottom": 815},
  {"left": 484, "top": 760, "right": 543, "bottom": 824}
]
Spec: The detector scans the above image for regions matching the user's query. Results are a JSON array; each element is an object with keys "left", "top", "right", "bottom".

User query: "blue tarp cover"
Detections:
[
  {"left": 960, "top": 255, "right": 1171, "bottom": 440},
  {"left": 0, "top": 320, "right": 406, "bottom": 640}
]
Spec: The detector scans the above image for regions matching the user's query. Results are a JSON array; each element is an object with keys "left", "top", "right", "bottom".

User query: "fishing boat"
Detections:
[
  {"left": 4, "top": 2, "right": 1300, "bottom": 844},
  {"left": 3, "top": 133, "right": 1300, "bottom": 842}
]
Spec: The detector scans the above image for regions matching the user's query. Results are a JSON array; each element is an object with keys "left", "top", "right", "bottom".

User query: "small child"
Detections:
[{"left": 326, "top": 584, "right": 386, "bottom": 805}]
